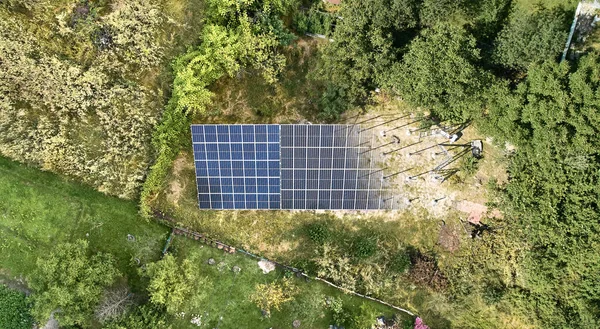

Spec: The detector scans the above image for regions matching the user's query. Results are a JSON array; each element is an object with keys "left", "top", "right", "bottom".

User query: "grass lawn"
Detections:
[
  {"left": 167, "top": 237, "right": 410, "bottom": 329},
  {"left": 0, "top": 156, "right": 170, "bottom": 290}
]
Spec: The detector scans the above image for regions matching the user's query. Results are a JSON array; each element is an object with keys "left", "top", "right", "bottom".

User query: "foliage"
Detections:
[
  {"left": 249, "top": 277, "right": 299, "bottom": 316},
  {"left": 29, "top": 240, "right": 120, "bottom": 327},
  {"left": 307, "top": 221, "right": 331, "bottom": 244},
  {"left": 493, "top": 5, "right": 569, "bottom": 71},
  {"left": 290, "top": 291, "right": 325, "bottom": 327},
  {"left": 103, "top": 304, "right": 170, "bottom": 329},
  {"left": 389, "top": 250, "right": 411, "bottom": 274},
  {"left": 0, "top": 285, "right": 33, "bottom": 329},
  {"left": 329, "top": 297, "right": 351, "bottom": 326},
  {"left": 143, "top": 253, "right": 206, "bottom": 315},
  {"left": 318, "top": 84, "right": 349, "bottom": 122},
  {"left": 317, "top": 0, "right": 420, "bottom": 105},
  {"left": 390, "top": 23, "right": 490, "bottom": 122},
  {"left": 488, "top": 55, "right": 600, "bottom": 328},
  {"left": 95, "top": 286, "right": 134, "bottom": 323},
  {"left": 352, "top": 235, "right": 379, "bottom": 260},
  {"left": 351, "top": 302, "right": 378, "bottom": 329},
  {"left": 100, "top": 0, "right": 166, "bottom": 73},
  {"left": 0, "top": 7, "right": 160, "bottom": 199},
  {"left": 293, "top": 3, "right": 335, "bottom": 36}
]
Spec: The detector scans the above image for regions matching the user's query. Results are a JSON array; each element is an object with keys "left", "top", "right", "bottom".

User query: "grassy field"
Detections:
[
  {"left": 167, "top": 237, "right": 409, "bottom": 328},
  {"left": 0, "top": 156, "right": 408, "bottom": 327},
  {"left": 0, "top": 156, "right": 170, "bottom": 290}
]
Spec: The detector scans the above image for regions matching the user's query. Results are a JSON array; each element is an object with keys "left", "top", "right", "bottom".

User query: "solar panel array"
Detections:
[{"left": 191, "top": 124, "right": 395, "bottom": 210}]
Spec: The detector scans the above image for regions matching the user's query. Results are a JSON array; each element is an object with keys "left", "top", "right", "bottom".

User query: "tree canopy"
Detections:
[
  {"left": 493, "top": 5, "right": 569, "bottom": 71},
  {"left": 390, "top": 23, "right": 490, "bottom": 121},
  {"left": 29, "top": 240, "right": 120, "bottom": 327}
]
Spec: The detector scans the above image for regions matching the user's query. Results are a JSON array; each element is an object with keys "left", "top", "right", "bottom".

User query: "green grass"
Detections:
[
  {"left": 0, "top": 156, "right": 169, "bottom": 290},
  {"left": 167, "top": 237, "right": 408, "bottom": 329}
]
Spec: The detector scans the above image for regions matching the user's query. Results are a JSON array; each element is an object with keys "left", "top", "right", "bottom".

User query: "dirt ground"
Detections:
[{"left": 330, "top": 97, "right": 509, "bottom": 224}]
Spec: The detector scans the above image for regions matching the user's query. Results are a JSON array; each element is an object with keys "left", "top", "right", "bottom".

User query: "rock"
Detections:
[
  {"left": 232, "top": 266, "right": 241, "bottom": 273},
  {"left": 258, "top": 259, "right": 276, "bottom": 274},
  {"left": 207, "top": 258, "right": 216, "bottom": 265},
  {"left": 293, "top": 319, "right": 301, "bottom": 328}
]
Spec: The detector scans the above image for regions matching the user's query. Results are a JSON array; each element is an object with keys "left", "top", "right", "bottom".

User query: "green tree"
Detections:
[
  {"left": 29, "top": 240, "right": 120, "bottom": 327},
  {"left": 249, "top": 278, "right": 299, "bottom": 317},
  {"left": 391, "top": 23, "right": 490, "bottom": 121},
  {"left": 144, "top": 254, "right": 206, "bottom": 315},
  {"left": 317, "top": 0, "right": 420, "bottom": 104},
  {"left": 0, "top": 285, "right": 33, "bottom": 329},
  {"left": 480, "top": 54, "right": 600, "bottom": 328},
  {"left": 493, "top": 5, "right": 569, "bottom": 71}
]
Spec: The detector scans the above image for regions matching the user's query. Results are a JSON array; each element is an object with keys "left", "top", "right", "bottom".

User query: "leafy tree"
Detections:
[
  {"left": 143, "top": 254, "right": 206, "bottom": 315},
  {"left": 29, "top": 240, "right": 120, "bottom": 327},
  {"left": 317, "top": 0, "right": 420, "bottom": 104},
  {"left": 249, "top": 277, "right": 299, "bottom": 317},
  {"left": 391, "top": 23, "right": 490, "bottom": 121},
  {"left": 481, "top": 54, "right": 600, "bottom": 328},
  {"left": 493, "top": 5, "right": 569, "bottom": 71},
  {"left": 0, "top": 285, "right": 33, "bottom": 329}
]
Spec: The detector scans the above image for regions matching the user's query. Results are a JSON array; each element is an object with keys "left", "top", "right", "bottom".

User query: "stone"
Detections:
[
  {"left": 232, "top": 266, "right": 241, "bottom": 273},
  {"left": 293, "top": 319, "right": 301, "bottom": 328},
  {"left": 258, "top": 259, "right": 276, "bottom": 274},
  {"left": 207, "top": 258, "right": 216, "bottom": 265}
]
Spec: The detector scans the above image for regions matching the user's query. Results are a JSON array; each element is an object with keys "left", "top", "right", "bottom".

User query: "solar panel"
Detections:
[{"left": 191, "top": 124, "right": 395, "bottom": 210}]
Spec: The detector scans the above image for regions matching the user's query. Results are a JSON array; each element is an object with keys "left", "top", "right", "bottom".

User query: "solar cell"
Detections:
[{"left": 191, "top": 124, "right": 393, "bottom": 210}]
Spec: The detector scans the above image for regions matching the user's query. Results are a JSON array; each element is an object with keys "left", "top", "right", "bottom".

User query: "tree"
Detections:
[
  {"left": 493, "top": 5, "right": 569, "bottom": 71},
  {"left": 391, "top": 23, "right": 490, "bottom": 121},
  {"left": 95, "top": 286, "right": 134, "bottom": 324},
  {"left": 317, "top": 0, "right": 421, "bottom": 104},
  {"left": 249, "top": 278, "right": 299, "bottom": 317},
  {"left": 0, "top": 285, "right": 33, "bottom": 329},
  {"left": 29, "top": 240, "right": 120, "bottom": 327},
  {"left": 480, "top": 54, "right": 600, "bottom": 328},
  {"left": 143, "top": 254, "right": 206, "bottom": 315}
]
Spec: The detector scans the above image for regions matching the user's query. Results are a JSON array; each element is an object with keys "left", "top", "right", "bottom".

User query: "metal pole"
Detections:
[
  {"left": 361, "top": 114, "right": 410, "bottom": 131},
  {"left": 384, "top": 167, "right": 413, "bottom": 179},
  {"left": 384, "top": 118, "right": 425, "bottom": 134},
  {"left": 383, "top": 140, "right": 422, "bottom": 155},
  {"left": 409, "top": 143, "right": 439, "bottom": 156},
  {"left": 360, "top": 140, "right": 396, "bottom": 154}
]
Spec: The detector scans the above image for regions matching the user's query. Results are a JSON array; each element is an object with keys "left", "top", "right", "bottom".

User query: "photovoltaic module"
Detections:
[{"left": 191, "top": 124, "right": 394, "bottom": 210}]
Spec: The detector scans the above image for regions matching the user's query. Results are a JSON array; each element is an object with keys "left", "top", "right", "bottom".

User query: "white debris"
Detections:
[{"left": 258, "top": 259, "right": 276, "bottom": 274}]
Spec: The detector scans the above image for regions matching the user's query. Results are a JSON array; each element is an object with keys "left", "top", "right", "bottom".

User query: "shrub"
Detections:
[
  {"left": 389, "top": 250, "right": 411, "bottom": 273},
  {"left": 249, "top": 278, "right": 299, "bottom": 317},
  {"left": 329, "top": 297, "right": 351, "bottom": 326},
  {"left": 307, "top": 222, "right": 331, "bottom": 244},
  {"left": 351, "top": 235, "right": 378, "bottom": 260},
  {"left": 351, "top": 302, "right": 378, "bottom": 329},
  {"left": 0, "top": 285, "right": 33, "bottom": 329}
]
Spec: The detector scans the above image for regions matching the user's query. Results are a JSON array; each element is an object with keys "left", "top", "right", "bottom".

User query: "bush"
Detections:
[
  {"left": 318, "top": 84, "right": 349, "bottom": 122},
  {"left": 351, "top": 302, "right": 378, "bottom": 329},
  {"left": 307, "top": 222, "right": 331, "bottom": 244},
  {"left": 351, "top": 235, "right": 378, "bottom": 260},
  {"left": 389, "top": 250, "right": 411, "bottom": 273},
  {"left": 329, "top": 297, "right": 351, "bottom": 326},
  {"left": 0, "top": 285, "right": 33, "bottom": 329}
]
